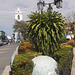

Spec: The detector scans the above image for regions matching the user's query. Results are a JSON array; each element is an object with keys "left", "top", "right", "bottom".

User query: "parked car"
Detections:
[
  {"left": 66, "top": 34, "right": 74, "bottom": 40},
  {"left": 0, "top": 31, "right": 8, "bottom": 46},
  {"left": 0, "top": 36, "right": 8, "bottom": 46}
]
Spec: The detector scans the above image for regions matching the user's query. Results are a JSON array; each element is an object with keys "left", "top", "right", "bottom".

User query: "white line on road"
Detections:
[
  {"left": 0, "top": 48, "right": 10, "bottom": 50},
  {"left": 0, "top": 52, "right": 7, "bottom": 54}
]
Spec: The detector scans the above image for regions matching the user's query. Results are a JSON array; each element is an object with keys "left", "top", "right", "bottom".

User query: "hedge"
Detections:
[
  {"left": 12, "top": 40, "right": 42, "bottom": 75},
  {"left": 12, "top": 51, "right": 42, "bottom": 75},
  {"left": 67, "top": 40, "right": 75, "bottom": 47},
  {"left": 53, "top": 44, "right": 73, "bottom": 74},
  {"left": 18, "top": 40, "right": 34, "bottom": 54},
  {"left": 12, "top": 40, "right": 73, "bottom": 75}
]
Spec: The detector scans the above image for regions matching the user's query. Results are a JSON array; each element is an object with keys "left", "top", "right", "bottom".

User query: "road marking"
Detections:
[
  {"left": 0, "top": 52, "right": 7, "bottom": 54},
  {"left": 0, "top": 48, "right": 10, "bottom": 50}
]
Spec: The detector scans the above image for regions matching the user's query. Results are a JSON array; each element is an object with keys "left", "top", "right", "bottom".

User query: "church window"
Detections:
[{"left": 18, "top": 15, "right": 20, "bottom": 20}]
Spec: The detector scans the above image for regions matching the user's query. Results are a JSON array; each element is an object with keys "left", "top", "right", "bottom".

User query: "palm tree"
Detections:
[{"left": 27, "top": 11, "right": 65, "bottom": 56}]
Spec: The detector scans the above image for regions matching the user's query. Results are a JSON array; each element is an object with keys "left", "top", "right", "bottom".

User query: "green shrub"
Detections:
[
  {"left": 67, "top": 40, "right": 75, "bottom": 47},
  {"left": 12, "top": 51, "right": 42, "bottom": 75},
  {"left": 53, "top": 44, "right": 73, "bottom": 73},
  {"left": 18, "top": 41, "right": 34, "bottom": 54},
  {"left": 27, "top": 11, "right": 65, "bottom": 56},
  {"left": 59, "top": 38, "right": 67, "bottom": 44}
]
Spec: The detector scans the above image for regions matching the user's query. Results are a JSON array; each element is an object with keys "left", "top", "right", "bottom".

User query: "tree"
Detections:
[
  {"left": 13, "top": 21, "right": 28, "bottom": 40},
  {"left": 70, "top": 22, "right": 75, "bottom": 38},
  {"left": 65, "top": 12, "right": 75, "bottom": 35},
  {"left": 27, "top": 11, "right": 65, "bottom": 56}
]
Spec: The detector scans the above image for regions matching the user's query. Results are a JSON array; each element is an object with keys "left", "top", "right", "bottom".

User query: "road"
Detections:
[{"left": 0, "top": 43, "right": 19, "bottom": 75}]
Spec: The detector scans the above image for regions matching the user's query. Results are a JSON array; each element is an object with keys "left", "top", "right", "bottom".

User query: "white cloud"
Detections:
[{"left": 0, "top": 0, "right": 75, "bottom": 36}]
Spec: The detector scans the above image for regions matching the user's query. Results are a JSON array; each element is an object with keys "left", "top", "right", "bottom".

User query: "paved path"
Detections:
[
  {"left": 0, "top": 43, "right": 19, "bottom": 75},
  {"left": 71, "top": 47, "right": 75, "bottom": 75}
]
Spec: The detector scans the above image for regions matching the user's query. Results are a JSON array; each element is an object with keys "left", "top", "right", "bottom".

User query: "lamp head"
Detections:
[
  {"left": 54, "top": 0, "right": 63, "bottom": 8},
  {"left": 37, "top": 0, "right": 43, "bottom": 10}
]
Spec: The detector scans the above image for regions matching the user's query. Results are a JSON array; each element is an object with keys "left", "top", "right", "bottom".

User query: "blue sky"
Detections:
[{"left": 0, "top": 0, "right": 74, "bottom": 36}]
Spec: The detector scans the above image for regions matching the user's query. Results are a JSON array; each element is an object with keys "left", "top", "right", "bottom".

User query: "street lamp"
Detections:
[
  {"left": 54, "top": 0, "right": 63, "bottom": 8},
  {"left": 37, "top": 0, "right": 43, "bottom": 13},
  {"left": 47, "top": 3, "right": 53, "bottom": 11},
  {"left": 37, "top": 0, "right": 63, "bottom": 12}
]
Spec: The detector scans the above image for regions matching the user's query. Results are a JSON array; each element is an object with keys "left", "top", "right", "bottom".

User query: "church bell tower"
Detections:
[
  {"left": 14, "top": 8, "right": 23, "bottom": 42},
  {"left": 15, "top": 8, "right": 23, "bottom": 21}
]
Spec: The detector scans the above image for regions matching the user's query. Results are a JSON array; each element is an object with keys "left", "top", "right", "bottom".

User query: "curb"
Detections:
[
  {"left": 2, "top": 46, "right": 19, "bottom": 75},
  {"left": 2, "top": 65, "right": 11, "bottom": 75},
  {"left": 71, "top": 47, "right": 75, "bottom": 75},
  {"left": 11, "top": 46, "right": 19, "bottom": 64}
]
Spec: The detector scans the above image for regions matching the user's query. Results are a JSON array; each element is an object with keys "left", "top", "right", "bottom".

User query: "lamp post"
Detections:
[{"left": 37, "top": 0, "right": 63, "bottom": 12}]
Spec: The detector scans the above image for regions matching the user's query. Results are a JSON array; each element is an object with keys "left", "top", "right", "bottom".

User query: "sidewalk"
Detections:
[
  {"left": 2, "top": 65, "right": 11, "bottom": 75},
  {"left": 71, "top": 47, "right": 75, "bottom": 75}
]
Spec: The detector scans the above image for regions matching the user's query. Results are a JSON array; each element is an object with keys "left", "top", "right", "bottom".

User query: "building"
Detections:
[
  {"left": 0, "top": 31, "right": 5, "bottom": 36},
  {"left": 65, "top": 23, "right": 74, "bottom": 40},
  {"left": 15, "top": 8, "right": 23, "bottom": 21},
  {"left": 65, "top": 23, "right": 71, "bottom": 35},
  {"left": 14, "top": 8, "right": 23, "bottom": 42}
]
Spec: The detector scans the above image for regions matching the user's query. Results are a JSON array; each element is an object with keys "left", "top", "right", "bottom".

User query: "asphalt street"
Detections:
[{"left": 0, "top": 43, "right": 19, "bottom": 75}]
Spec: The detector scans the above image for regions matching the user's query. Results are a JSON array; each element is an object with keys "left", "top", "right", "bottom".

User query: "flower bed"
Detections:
[
  {"left": 67, "top": 40, "right": 75, "bottom": 47},
  {"left": 12, "top": 51, "right": 42, "bottom": 75},
  {"left": 12, "top": 40, "right": 73, "bottom": 75},
  {"left": 18, "top": 40, "right": 34, "bottom": 54},
  {"left": 12, "top": 40, "right": 42, "bottom": 75}
]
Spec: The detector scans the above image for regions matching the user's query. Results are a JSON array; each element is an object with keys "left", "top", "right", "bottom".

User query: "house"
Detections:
[{"left": 65, "top": 23, "right": 74, "bottom": 40}]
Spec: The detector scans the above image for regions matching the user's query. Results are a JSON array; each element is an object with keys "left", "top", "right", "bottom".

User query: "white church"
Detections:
[{"left": 13, "top": 8, "right": 23, "bottom": 43}]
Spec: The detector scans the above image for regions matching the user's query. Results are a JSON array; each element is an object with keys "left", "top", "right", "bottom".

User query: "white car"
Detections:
[{"left": 66, "top": 34, "right": 74, "bottom": 40}]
